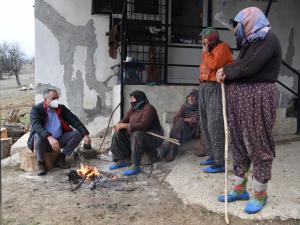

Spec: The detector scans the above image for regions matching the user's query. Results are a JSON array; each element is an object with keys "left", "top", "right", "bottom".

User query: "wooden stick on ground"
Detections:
[
  {"left": 146, "top": 131, "right": 180, "bottom": 146},
  {"left": 221, "top": 82, "right": 229, "bottom": 224}
]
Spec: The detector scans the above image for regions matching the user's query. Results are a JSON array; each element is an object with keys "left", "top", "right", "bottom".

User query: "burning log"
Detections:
[
  {"left": 70, "top": 163, "right": 101, "bottom": 191},
  {"left": 77, "top": 163, "right": 100, "bottom": 180}
]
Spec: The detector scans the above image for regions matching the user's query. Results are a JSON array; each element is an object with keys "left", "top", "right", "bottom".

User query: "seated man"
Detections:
[
  {"left": 109, "top": 90, "right": 163, "bottom": 176},
  {"left": 165, "top": 89, "right": 200, "bottom": 161},
  {"left": 27, "top": 88, "right": 91, "bottom": 175}
]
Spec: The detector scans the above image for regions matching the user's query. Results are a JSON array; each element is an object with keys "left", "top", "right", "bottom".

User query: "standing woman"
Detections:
[
  {"left": 198, "top": 27, "right": 233, "bottom": 173},
  {"left": 217, "top": 7, "right": 282, "bottom": 214}
]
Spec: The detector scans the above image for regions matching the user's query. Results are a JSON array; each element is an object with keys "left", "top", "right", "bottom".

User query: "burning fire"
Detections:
[{"left": 77, "top": 163, "right": 100, "bottom": 180}]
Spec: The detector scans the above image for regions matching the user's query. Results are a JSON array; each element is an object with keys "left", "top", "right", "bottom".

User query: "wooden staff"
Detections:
[
  {"left": 146, "top": 131, "right": 180, "bottom": 146},
  {"left": 221, "top": 82, "right": 229, "bottom": 224}
]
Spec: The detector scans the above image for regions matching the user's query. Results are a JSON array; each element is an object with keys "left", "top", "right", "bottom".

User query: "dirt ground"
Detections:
[
  {"left": 1, "top": 67, "right": 299, "bottom": 225},
  {"left": 0, "top": 65, "right": 35, "bottom": 126},
  {"left": 1, "top": 159, "right": 299, "bottom": 225}
]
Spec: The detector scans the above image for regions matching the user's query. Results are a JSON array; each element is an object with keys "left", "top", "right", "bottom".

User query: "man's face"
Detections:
[{"left": 44, "top": 91, "right": 59, "bottom": 107}]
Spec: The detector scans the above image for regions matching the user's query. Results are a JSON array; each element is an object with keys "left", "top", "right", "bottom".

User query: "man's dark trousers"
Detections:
[{"left": 34, "top": 130, "right": 82, "bottom": 162}]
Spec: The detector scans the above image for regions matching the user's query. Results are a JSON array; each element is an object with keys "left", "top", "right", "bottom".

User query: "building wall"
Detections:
[
  {"left": 35, "top": 0, "right": 119, "bottom": 136},
  {"left": 121, "top": 85, "right": 198, "bottom": 135}
]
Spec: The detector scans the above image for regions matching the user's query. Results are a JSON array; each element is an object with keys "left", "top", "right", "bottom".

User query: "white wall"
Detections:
[{"left": 35, "top": 0, "right": 119, "bottom": 136}]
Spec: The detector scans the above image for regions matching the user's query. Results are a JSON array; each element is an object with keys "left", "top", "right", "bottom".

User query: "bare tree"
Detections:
[{"left": 0, "top": 42, "right": 26, "bottom": 86}]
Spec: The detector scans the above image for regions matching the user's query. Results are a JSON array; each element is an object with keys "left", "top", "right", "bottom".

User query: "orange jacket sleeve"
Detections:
[{"left": 202, "top": 43, "right": 232, "bottom": 70}]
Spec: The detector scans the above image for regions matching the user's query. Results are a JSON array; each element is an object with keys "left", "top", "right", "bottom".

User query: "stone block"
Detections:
[{"left": 20, "top": 150, "right": 60, "bottom": 172}]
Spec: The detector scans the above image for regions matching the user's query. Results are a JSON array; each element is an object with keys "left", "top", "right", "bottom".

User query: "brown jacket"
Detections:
[{"left": 120, "top": 103, "right": 162, "bottom": 134}]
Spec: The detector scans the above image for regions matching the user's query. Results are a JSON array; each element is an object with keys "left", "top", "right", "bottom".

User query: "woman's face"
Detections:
[
  {"left": 188, "top": 95, "right": 197, "bottom": 105},
  {"left": 130, "top": 96, "right": 137, "bottom": 103}
]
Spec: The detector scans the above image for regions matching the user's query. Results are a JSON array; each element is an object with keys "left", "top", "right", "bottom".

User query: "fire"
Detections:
[{"left": 77, "top": 163, "right": 100, "bottom": 180}]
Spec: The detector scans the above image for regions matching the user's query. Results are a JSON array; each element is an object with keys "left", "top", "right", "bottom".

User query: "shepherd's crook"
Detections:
[
  {"left": 221, "top": 82, "right": 229, "bottom": 224},
  {"left": 146, "top": 131, "right": 180, "bottom": 146}
]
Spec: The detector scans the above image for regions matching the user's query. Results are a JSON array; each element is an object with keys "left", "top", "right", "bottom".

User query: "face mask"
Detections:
[
  {"left": 50, "top": 99, "right": 59, "bottom": 109},
  {"left": 130, "top": 101, "right": 137, "bottom": 108}
]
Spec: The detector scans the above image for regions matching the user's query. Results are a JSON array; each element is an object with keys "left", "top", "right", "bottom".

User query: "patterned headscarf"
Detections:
[
  {"left": 234, "top": 7, "right": 271, "bottom": 46},
  {"left": 183, "top": 89, "right": 199, "bottom": 122}
]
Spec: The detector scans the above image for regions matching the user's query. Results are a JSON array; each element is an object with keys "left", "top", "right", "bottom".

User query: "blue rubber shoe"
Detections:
[
  {"left": 218, "top": 190, "right": 250, "bottom": 202},
  {"left": 203, "top": 165, "right": 225, "bottom": 173},
  {"left": 244, "top": 197, "right": 267, "bottom": 214},
  {"left": 200, "top": 158, "right": 215, "bottom": 166},
  {"left": 109, "top": 161, "right": 128, "bottom": 170},
  {"left": 123, "top": 166, "right": 142, "bottom": 176}
]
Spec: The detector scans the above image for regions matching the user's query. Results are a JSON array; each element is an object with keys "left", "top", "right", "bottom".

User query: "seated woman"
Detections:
[
  {"left": 165, "top": 89, "right": 200, "bottom": 161},
  {"left": 109, "top": 90, "right": 163, "bottom": 176}
]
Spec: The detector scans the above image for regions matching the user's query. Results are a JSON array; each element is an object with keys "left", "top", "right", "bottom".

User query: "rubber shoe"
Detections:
[
  {"left": 200, "top": 158, "right": 215, "bottom": 166},
  {"left": 244, "top": 197, "right": 267, "bottom": 214},
  {"left": 123, "top": 166, "right": 142, "bottom": 176},
  {"left": 203, "top": 165, "right": 225, "bottom": 173},
  {"left": 218, "top": 190, "right": 250, "bottom": 202},
  {"left": 109, "top": 162, "right": 128, "bottom": 170}
]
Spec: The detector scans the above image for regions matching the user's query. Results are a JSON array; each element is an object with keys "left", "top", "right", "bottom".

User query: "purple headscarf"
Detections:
[{"left": 234, "top": 7, "right": 271, "bottom": 46}]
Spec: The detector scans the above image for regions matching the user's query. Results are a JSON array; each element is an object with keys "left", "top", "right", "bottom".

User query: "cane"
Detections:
[{"left": 221, "top": 82, "right": 229, "bottom": 224}]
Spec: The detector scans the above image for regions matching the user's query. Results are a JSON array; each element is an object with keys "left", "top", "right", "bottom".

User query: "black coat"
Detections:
[
  {"left": 27, "top": 102, "right": 89, "bottom": 150},
  {"left": 224, "top": 31, "right": 282, "bottom": 83}
]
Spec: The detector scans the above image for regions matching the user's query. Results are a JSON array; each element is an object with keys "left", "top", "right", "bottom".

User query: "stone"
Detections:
[
  {"left": 1, "top": 137, "right": 12, "bottom": 159},
  {"left": 1, "top": 152, "right": 21, "bottom": 167},
  {"left": 10, "top": 132, "right": 30, "bottom": 155}
]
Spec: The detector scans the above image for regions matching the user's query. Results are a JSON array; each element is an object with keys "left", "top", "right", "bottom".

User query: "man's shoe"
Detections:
[
  {"left": 37, "top": 161, "right": 47, "bottom": 176},
  {"left": 56, "top": 154, "right": 70, "bottom": 169},
  {"left": 200, "top": 157, "right": 215, "bottom": 166},
  {"left": 218, "top": 190, "right": 250, "bottom": 202},
  {"left": 203, "top": 165, "right": 225, "bottom": 173},
  {"left": 244, "top": 197, "right": 267, "bottom": 214},
  {"left": 109, "top": 161, "right": 128, "bottom": 170},
  {"left": 123, "top": 166, "right": 142, "bottom": 176}
]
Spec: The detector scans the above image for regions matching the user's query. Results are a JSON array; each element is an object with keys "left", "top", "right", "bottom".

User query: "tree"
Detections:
[{"left": 0, "top": 42, "right": 26, "bottom": 86}]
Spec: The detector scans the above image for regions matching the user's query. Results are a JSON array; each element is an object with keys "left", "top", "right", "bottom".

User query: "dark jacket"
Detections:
[
  {"left": 120, "top": 103, "right": 162, "bottom": 134},
  {"left": 224, "top": 31, "right": 282, "bottom": 83},
  {"left": 27, "top": 102, "right": 89, "bottom": 150}
]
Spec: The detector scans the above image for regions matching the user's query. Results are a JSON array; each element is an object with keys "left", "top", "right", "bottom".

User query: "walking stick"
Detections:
[{"left": 221, "top": 82, "right": 229, "bottom": 224}]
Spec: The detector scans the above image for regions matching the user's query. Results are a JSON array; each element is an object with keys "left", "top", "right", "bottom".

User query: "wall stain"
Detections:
[{"left": 35, "top": 0, "right": 111, "bottom": 122}]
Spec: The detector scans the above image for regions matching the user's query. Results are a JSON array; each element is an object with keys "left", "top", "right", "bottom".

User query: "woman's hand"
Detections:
[
  {"left": 113, "top": 122, "right": 129, "bottom": 131},
  {"left": 216, "top": 68, "right": 226, "bottom": 83}
]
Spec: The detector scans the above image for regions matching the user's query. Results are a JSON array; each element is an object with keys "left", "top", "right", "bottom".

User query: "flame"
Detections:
[{"left": 77, "top": 163, "right": 100, "bottom": 180}]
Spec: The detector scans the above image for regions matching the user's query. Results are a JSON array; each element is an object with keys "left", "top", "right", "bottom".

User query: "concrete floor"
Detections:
[{"left": 165, "top": 135, "right": 300, "bottom": 220}]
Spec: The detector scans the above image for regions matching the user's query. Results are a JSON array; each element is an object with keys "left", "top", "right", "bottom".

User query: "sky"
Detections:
[{"left": 0, "top": 0, "right": 35, "bottom": 57}]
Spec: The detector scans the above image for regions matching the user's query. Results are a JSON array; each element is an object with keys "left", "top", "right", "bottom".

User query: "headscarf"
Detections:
[
  {"left": 183, "top": 89, "right": 199, "bottom": 121},
  {"left": 129, "top": 90, "right": 149, "bottom": 111},
  {"left": 234, "top": 7, "right": 271, "bottom": 47},
  {"left": 200, "top": 27, "right": 219, "bottom": 45}
]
